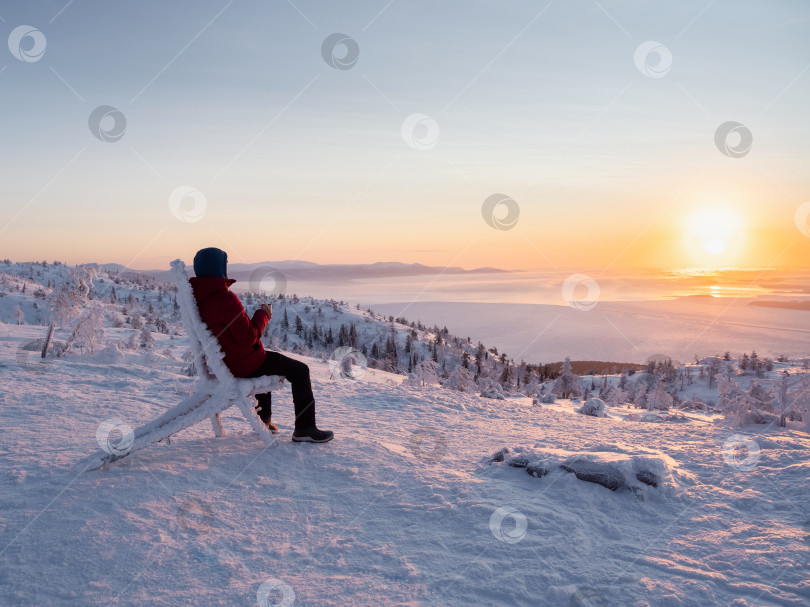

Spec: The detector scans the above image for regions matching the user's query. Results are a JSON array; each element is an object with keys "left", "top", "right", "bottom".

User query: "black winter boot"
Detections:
[{"left": 292, "top": 427, "right": 334, "bottom": 443}]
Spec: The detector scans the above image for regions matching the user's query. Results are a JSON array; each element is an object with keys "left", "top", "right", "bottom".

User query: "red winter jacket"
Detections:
[{"left": 189, "top": 277, "right": 269, "bottom": 377}]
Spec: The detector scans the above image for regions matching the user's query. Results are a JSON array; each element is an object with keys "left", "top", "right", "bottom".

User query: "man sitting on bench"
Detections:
[{"left": 190, "top": 247, "right": 333, "bottom": 443}]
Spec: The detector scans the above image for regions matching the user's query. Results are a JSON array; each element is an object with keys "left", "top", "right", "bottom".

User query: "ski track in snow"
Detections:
[{"left": 1, "top": 334, "right": 809, "bottom": 606}]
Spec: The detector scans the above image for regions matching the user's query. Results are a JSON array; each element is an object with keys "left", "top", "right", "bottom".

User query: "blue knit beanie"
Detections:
[{"left": 193, "top": 247, "right": 228, "bottom": 278}]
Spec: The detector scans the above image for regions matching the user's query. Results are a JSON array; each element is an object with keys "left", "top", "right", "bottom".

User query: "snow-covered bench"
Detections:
[{"left": 82, "top": 259, "right": 283, "bottom": 470}]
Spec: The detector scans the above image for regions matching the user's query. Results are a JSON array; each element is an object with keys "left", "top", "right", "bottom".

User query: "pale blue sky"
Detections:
[{"left": 1, "top": 1, "right": 809, "bottom": 269}]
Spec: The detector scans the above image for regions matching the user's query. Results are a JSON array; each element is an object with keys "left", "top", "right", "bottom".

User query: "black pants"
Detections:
[{"left": 248, "top": 350, "right": 316, "bottom": 431}]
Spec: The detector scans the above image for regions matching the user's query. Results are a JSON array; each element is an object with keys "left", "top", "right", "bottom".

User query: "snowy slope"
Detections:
[{"left": 1, "top": 323, "right": 809, "bottom": 606}]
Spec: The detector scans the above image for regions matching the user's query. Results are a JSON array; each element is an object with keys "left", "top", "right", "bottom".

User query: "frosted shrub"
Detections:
[{"left": 477, "top": 376, "right": 505, "bottom": 399}]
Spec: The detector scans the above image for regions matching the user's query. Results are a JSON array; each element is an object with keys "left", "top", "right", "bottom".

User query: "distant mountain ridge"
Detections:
[{"left": 103, "top": 261, "right": 509, "bottom": 283}]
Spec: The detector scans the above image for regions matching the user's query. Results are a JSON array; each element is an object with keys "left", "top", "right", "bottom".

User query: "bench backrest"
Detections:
[{"left": 170, "top": 259, "right": 234, "bottom": 383}]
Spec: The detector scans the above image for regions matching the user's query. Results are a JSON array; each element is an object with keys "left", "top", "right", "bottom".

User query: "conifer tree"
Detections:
[{"left": 552, "top": 357, "right": 582, "bottom": 399}]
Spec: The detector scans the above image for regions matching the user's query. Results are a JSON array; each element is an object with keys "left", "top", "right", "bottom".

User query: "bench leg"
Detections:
[
  {"left": 211, "top": 413, "right": 225, "bottom": 437},
  {"left": 81, "top": 391, "right": 225, "bottom": 470},
  {"left": 134, "top": 389, "right": 212, "bottom": 440},
  {"left": 81, "top": 390, "right": 279, "bottom": 471},
  {"left": 235, "top": 396, "right": 277, "bottom": 448}
]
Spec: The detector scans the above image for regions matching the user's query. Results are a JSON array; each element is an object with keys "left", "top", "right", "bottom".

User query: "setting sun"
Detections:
[{"left": 685, "top": 206, "right": 744, "bottom": 263}]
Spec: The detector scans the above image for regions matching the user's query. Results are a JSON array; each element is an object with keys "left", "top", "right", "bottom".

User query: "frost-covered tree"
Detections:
[
  {"left": 444, "top": 366, "right": 476, "bottom": 393},
  {"left": 792, "top": 375, "right": 810, "bottom": 431},
  {"left": 706, "top": 358, "right": 721, "bottom": 388},
  {"left": 552, "top": 357, "right": 582, "bottom": 399},
  {"left": 139, "top": 326, "right": 155, "bottom": 348},
  {"left": 48, "top": 273, "right": 88, "bottom": 328},
  {"left": 524, "top": 375, "right": 543, "bottom": 398},
  {"left": 774, "top": 372, "right": 791, "bottom": 426},
  {"left": 607, "top": 386, "right": 628, "bottom": 406},
  {"left": 599, "top": 381, "right": 613, "bottom": 403},
  {"left": 628, "top": 378, "right": 648, "bottom": 409},
  {"left": 647, "top": 380, "right": 673, "bottom": 411},
  {"left": 717, "top": 374, "right": 774, "bottom": 426},
  {"left": 500, "top": 363, "right": 511, "bottom": 388},
  {"left": 15, "top": 304, "right": 24, "bottom": 325},
  {"left": 773, "top": 372, "right": 810, "bottom": 428},
  {"left": 123, "top": 331, "right": 139, "bottom": 351},
  {"left": 404, "top": 359, "right": 440, "bottom": 387},
  {"left": 65, "top": 308, "right": 105, "bottom": 354},
  {"left": 747, "top": 380, "right": 772, "bottom": 412},
  {"left": 474, "top": 342, "right": 486, "bottom": 379},
  {"left": 739, "top": 352, "right": 750, "bottom": 373}
]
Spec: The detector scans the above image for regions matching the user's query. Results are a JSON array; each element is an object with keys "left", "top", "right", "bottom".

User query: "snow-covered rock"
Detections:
[
  {"left": 486, "top": 445, "right": 682, "bottom": 497},
  {"left": 577, "top": 397, "right": 606, "bottom": 417}
]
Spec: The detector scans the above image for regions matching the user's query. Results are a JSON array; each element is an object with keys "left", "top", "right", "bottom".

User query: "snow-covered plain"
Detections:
[
  {"left": 373, "top": 298, "right": 810, "bottom": 365},
  {"left": 1, "top": 324, "right": 809, "bottom": 606}
]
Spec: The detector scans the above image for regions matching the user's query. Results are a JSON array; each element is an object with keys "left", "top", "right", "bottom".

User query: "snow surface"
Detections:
[{"left": 1, "top": 323, "right": 809, "bottom": 606}]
